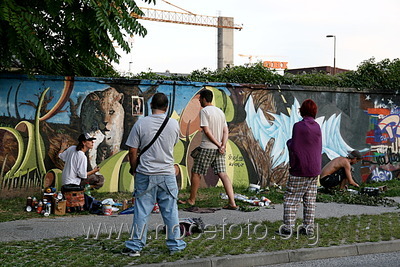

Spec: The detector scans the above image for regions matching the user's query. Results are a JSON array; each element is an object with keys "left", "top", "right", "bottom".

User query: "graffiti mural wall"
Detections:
[{"left": 0, "top": 74, "right": 398, "bottom": 195}]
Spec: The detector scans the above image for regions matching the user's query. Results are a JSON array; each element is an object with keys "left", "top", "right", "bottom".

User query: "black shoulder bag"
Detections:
[{"left": 130, "top": 116, "right": 169, "bottom": 174}]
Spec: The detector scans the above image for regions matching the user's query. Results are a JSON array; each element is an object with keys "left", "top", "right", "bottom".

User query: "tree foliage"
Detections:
[
  {"left": 0, "top": 0, "right": 155, "bottom": 76},
  {"left": 132, "top": 58, "right": 400, "bottom": 92}
]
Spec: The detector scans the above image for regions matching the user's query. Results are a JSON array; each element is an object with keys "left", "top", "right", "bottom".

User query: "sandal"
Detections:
[
  {"left": 178, "top": 199, "right": 195, "bottom": 206},
  {"left": 222, "top": 204, "right": 239, "bottom": 210}
]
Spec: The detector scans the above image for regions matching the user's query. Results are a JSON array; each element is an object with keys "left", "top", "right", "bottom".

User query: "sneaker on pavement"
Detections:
[
  {"left": 122, "top": 247, "right": 140, "bottom": 257},
  {"left": 275, "top": 228, "right": 294, "bottom": 237},
  {"left": 299, "top": 227, "right": 314, "bottom": 236}
]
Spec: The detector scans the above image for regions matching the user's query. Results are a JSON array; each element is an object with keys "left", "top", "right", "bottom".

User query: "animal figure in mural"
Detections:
[
  {"left": 245, "top": 95, "right": 355, "bottom": 166},
  {"left": 80, "top": 87, "right": 124, "bottom": 169}
]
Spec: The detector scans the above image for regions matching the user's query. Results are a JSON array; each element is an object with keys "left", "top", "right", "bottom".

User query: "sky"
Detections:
[{"left": 113, "top": 0, "right": 400, "bottom": 75}]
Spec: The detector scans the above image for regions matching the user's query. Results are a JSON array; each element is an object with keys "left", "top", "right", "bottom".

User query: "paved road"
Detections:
[
  {"left": 266, "top": 251, "right": 400, "bottom": 267},
  {"left": 1, "top": 198, "right": 399, "bottom": 242}
]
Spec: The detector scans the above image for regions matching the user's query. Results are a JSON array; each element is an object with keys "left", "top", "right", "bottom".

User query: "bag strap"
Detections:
[{"left": 139, "top": 115, "right": 169, "bottom": 156}]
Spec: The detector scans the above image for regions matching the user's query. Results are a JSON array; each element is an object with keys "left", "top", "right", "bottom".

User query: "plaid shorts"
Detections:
[
  {"left": 192, "top": 148, "right": 226, "bottom": 175},
  {"left": 283, "top": 175, "right": 318, "bottom": 229}
]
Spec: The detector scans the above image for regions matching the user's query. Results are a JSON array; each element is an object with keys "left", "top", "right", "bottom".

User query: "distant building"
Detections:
[
  {"left": 285, "top": 66, "right": 350, "bottom": 75},
  {"left": 155, "top": 71, "right": 189, "bottom": 77}
]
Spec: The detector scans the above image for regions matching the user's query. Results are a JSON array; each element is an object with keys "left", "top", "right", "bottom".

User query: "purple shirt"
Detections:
[{"left": 287, "top": 116, "right": 322, "bottom": 177}]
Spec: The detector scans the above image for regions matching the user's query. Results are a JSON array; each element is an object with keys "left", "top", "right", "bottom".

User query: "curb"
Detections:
[{"left": 135, "top": 239, "right": 400, "bottom": 267}]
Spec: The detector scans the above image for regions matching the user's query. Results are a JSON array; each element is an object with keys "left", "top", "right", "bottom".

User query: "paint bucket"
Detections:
[{"left": 102, "top": 204, "right": 112, "bottom": 216}]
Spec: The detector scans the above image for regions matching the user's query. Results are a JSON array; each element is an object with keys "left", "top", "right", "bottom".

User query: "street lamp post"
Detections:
[{"left": 326, "top": 35, "right": 336, "bottom": 75}]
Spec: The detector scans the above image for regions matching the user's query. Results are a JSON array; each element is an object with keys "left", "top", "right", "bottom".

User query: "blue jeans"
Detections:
[{"left": 125, "top": 173, "right": 186, "bottom": 252}]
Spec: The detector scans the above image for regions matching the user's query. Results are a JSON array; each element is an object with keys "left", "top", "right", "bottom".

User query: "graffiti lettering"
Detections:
[
  {"left": 369, "top": 168, "right": 392, "bottom": 182},
  {"left": 229, "top": 162, "right": 245, "bottom": 167},
  {"left": 374, "top": 148, "right": 400, "bottom": 166},
  {"left": 228, "top": 154, "right": 245, "bottom": 168},
  {"left": 228, "top": 154, "right": 244, "bottom": 161},
  {"left": 370, "top": 145, "right": 388, "bottom": 154}
]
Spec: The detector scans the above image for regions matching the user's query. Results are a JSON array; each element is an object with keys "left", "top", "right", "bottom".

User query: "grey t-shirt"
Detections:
[{"left": 125, "top": 113, "right": 179, "bottom": 175}]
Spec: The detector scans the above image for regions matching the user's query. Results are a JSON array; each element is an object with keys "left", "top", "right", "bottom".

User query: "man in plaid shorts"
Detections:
[
  {"left": 179, "top": 89, "right": 237, "bottom": 209},
  {"left": 278, "top": 99, "right": 322, "bottom": 237}
]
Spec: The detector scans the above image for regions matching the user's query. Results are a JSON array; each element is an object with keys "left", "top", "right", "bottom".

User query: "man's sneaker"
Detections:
[
  {"left": 299, "top": 227, "right": 314, "bottom": 236},
  {"left": 122, "top": 247, "right": 140, "bottom": 257},
  {"left": 275, "top": 228, "right": 293, "bottom": 237}
]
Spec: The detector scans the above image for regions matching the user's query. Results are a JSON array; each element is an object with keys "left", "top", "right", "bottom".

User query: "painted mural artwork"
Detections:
[
  {"left": 0, "top": 74, "right": 399, "bottom": 196},
  {"left": 364, "top": 96, "right": 400, "bottom": 183},
  {"left": 245, "top": 95, "right": 356, "bottom": 167},
  {"left": 80, "top": 87, "right": 125, "bottom": 168}
]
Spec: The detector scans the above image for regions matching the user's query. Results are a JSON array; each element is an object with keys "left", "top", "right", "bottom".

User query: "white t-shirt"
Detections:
[
  {"left": 59, "top": 146, "right": 87, "bottom": 185},
  {"left": 200, "top": 105, "right": 227, "bottom": 149},
  {"left": 125, "top": 113, "right": 179, "bottom": 175}
]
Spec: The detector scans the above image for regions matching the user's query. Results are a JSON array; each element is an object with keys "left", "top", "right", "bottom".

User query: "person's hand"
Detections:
[
  {"left": 350, "top": 182, "right": 360, "bottom": 187},
  {"left": 60, "top": 138, "right": 68, "bottom": 150},
  {"left": 93, "top": 166, "right": 100, "bottom": 173},
  {"left": 218, "top": 144, "right": 226, "bottom": 154}
]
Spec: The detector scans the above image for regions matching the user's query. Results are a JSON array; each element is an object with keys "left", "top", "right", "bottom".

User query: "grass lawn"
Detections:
[{"left": 0, "top": 212, "right": 399, "bottom": 266}]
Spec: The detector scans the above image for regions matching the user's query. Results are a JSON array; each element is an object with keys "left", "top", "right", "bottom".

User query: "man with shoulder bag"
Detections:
[{"left": 122, "top": 93, "right": 186, "bottom": 257}]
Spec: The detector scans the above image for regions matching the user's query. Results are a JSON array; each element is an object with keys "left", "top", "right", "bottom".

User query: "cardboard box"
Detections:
[{"left": 54, "top": 200, "right": 66, "bottom": 215}]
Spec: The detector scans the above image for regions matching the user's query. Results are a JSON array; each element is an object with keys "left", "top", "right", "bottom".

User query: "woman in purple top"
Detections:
[{"left": 279, "top": 99, "right": 322, "bottom": 237}]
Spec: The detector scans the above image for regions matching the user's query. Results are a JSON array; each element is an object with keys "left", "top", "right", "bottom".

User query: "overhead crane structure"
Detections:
[
  {"left": 131, "top": 1, "right": 243, "bottom": 69},
  {"left": 132, "top": 7, "right": 243, "bottom": 30}
]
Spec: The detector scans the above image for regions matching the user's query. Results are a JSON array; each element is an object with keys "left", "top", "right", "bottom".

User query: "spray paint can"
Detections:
[
  {"left": 26, "top": 197, "right": 33, "bottom": 212},
  {"left": 42, "top": 199, "right": 48, "bottom": 215},
  {"left": 45, "top": 202, "right": 52, "bottom": 216},
  {"left": 37, "top": 201, "right": 43, "bottom": 214},
  {"left": 152, "top": 203, "right": 160, "bottom": 213},
  {"left": 32, "top": 197, "right": 38, "bottom": 211}
]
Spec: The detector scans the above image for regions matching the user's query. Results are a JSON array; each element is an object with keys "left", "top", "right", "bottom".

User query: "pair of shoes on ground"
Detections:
[
  {"left": 178, "top": 199, "right": 195, "bottom": 206},
  {"left": 122, "top": 247, "right": 140, "bottom": 257},
  {"left": 222, "top": 204, "right": 239, "bottom": 210}
]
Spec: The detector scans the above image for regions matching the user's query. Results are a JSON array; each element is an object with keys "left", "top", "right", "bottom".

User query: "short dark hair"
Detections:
[
  {"left": 347, "top": 150, "right": 362, "bottom": 160},
  {"left": 299, "top": 99, "right": 318, "bottom": 118},
  {"left": 150, "top": 93, "right": 168, "bottom": 111},
  {"left": 199, "top": 89, "right": 213, "bottom": 103}
]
